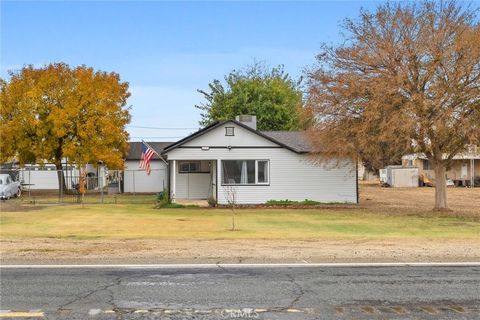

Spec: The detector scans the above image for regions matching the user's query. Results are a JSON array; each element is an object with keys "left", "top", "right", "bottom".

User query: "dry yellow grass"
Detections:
[
  {"left": 359, "top": 183, "right": 480, "bottom": 217},
  {"left": 1, "top": 185, "right": 479, "bottom": 263}
]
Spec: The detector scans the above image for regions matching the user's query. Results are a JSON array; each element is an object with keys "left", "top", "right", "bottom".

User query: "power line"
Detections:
[
  {"left": 128, "top": 125, "right": 197, "bottom": 130},
  {"left": 130, "top": 136, "right": 185, "bottom": 139}
]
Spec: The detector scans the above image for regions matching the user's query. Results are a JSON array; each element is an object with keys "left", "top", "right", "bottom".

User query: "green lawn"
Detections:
[{"left": 1, "top": 204, "right": 479, "bottom": 240}]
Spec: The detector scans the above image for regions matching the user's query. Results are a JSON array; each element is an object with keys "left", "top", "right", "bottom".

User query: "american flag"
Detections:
[{"left": 139, "top": 142, "right": 155, "bottom": 175}]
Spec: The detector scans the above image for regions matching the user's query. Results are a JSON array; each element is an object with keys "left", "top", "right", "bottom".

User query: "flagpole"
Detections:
[{"left": 142, "top": 140, "right": 168, "bottom": 165}]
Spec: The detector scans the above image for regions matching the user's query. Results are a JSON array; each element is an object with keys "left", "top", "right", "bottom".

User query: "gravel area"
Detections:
[{"left": 2, "top": 238, "right": 479, "bottom": 265}]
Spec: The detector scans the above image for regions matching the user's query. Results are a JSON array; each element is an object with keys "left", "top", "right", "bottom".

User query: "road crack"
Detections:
[
  {"left": 57, "top": 275, "right": 122, "bottom": 312},
  {"left": 285, "top": 273, "right": 305, "bottom": 309}
]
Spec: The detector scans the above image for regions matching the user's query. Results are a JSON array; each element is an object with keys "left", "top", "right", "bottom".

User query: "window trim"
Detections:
[
  {"left": 225, "top": 127, "right": 235, "bottom": 136},
  {"left": 221, "top": 159, "right": 270, "bottom": 186},
  {"left": 178, "top": 161, "right": 205, "bottom": 174},
  {"left": 255, "top": 160, "right": 269, "bottom": 184}
]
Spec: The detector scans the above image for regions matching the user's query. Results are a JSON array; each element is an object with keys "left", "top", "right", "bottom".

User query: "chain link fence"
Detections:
[{"left": 0, "top": 167, "right": 167, "bottom": 205}]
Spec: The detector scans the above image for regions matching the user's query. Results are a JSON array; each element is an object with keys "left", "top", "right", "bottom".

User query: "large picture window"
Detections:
[{"left": 222, "top": 160, "right": 269, "bottom": 185}]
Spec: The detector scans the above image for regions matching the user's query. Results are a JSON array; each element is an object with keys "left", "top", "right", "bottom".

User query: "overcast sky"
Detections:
[{"left": 1, "top": 1, "right": 381, "bottom": 141}]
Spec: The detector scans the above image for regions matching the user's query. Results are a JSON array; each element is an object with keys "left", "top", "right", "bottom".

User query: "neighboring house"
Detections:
[
  {"left": 19, "top": 163, "right": 80, "bottom": 190},
  {"left": 7, "top": 162, "right": 101, "bottom": 191},
  {"left": 402, "top": 148, "right": 480, "bottom": 187},
  {"left": 162, "top": 115, "right": 358, "bottom": 205},
  {"left": 123, "top": 142, "right": 171, "bottom": 193},
  {"left": 1, "top": 142, "right": 171, "bottom": 193}
]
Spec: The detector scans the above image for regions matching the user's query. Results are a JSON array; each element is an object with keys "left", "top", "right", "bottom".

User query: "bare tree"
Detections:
[
  {"left": 306, "top": 1, "right": 480, "bottom": 210},
  {"left": 224, "top": 185, "right": 238, "bottom": 231}
]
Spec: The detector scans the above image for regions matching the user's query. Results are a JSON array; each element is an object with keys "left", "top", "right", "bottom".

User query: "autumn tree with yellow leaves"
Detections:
[
  {"left": 306, "top": 1, "right": 480, "bottom": 211},
  {"left": 0, "top": 63, "right": 131, "bottom": 192}
]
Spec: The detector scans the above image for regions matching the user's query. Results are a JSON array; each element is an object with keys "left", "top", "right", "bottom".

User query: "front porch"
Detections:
[
  {"left": 419, "top": 159, "right": 479, "bottom": 187},
  {"left": 170, "top": 159, "right": 217, "bottom": 202},
  {"left": 175, "top": 198, "right": 210, "bottom": 207}
]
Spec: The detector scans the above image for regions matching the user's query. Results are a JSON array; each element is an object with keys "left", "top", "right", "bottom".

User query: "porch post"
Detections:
[
  {"left": 471, "top": 159, "right": 475, "bottom": 187},
  {"left": 171, "top": 160, "right": 176, "bottom": 202},
  {"left": 217, "top": 159, "right": 221, "bottom": 203}
]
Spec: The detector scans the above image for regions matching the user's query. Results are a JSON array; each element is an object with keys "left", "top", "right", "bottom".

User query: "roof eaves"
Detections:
[
  {"left": 229, "top": 120, "right": 303, "bottom": 153},
  {"left": 162, "top": 121, "right": 225, "bottom": 153}
]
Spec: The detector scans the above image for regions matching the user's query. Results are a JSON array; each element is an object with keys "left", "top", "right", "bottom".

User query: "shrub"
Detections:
[
  {"left": 207, "top": 196, "right": 217, "bottom": 207},
  {"left": 265, "top": 199, "right": 322, "bottom": 205},
  {"left": 155, "top": 191, "right": 199, "bottom": 209}
]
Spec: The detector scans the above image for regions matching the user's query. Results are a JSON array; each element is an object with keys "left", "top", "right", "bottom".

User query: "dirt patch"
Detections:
[
  {"left": 1, "top": 238, "right": 479, "bottom": 264},
  {"left": 0, "top": 200, "right": 46, "bottom": 212},
  {"left": 359, "top": 182, "right": 480, "bottom": 218}
]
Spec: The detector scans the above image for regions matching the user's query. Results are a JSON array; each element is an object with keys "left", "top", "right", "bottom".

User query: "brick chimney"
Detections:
[{"left": 235, "top": 115, "right": 257, "bottom": 130}]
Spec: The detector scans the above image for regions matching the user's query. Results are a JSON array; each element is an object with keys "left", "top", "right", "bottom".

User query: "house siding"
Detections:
[
  {"left": 123, "top": 160, "right": 167, "bottom": 193},
  {"left": 182, "top": 123, "right": 279, "bottom": 148}
]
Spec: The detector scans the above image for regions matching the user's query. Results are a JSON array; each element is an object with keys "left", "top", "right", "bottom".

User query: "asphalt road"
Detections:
[{"left": 1, "top": 265, "right": 479, "bottom": 319}]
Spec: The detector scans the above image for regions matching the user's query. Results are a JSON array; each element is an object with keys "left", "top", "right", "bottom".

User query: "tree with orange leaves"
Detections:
[
  {"left": 306, "top": 1, "right": 479, "bottom": 210},
  {"left": 0, "top": 63, "right": 131, "bottom": 193}
]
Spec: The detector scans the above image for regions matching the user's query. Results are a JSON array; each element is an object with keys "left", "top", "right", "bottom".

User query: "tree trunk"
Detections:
[
  {"left": 55, "top": 162, "right": 67, "bottom": 198},
  {"left": 434, "top": 162, "right": 448, "bottom": 210}
]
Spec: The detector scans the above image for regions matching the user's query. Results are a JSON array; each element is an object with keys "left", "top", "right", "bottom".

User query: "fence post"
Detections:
[
  {"left": 133, "top": 170, "right": 136, "bottom": 196},
  {"left": 28, "top": 168, "right": 31, "bottom": 199},
  {"left": 60, "top": 170, "right": 64, "bottom": 204},
  {"left": 100, "top": 167, "right": 104, "bottom": 204}
]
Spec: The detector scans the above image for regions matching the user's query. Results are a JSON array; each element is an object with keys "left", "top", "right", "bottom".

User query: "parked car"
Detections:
[
  {"left": 0, "top": 174, "right": 21, "bottom": 200},
  {"left": 446, "top": 178, "right": 455, "bottom": 187}
]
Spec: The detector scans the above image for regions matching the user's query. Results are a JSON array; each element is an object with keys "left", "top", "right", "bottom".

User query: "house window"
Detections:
[
  {"left": 423, "top": 160, "right": 431, "bottom": 170},
  {"left": 179, "top": 161, "right": 201, "bottom": 173},
  {"left": 222, "top": 160, "right": 269, "bottom": 185},
  {"left": 225, "top": 127, "right": 235, "bottom": 136},
  {"left": 257, "top": 160, "right": 269, "bottom": 183}
]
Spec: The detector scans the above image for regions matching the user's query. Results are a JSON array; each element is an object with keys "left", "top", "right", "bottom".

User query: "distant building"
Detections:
[
  {"left": 402, "top": 146, "right": 479, "bottom": 187},
  {"left": 123, "top": 142, "right": 171, "bottom": 193}
]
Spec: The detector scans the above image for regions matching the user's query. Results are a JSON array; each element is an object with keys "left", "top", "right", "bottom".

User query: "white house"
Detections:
[{"left": 162, "top": 116, "right": 358, "bottom": 205}]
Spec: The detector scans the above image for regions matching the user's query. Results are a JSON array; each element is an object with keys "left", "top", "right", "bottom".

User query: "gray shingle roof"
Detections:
[
  {"left": 261, "top": 131, "right": 311, "bottom": 153},
  {"left": 126, "top": 142, "right": 172, "bottom": 160}
]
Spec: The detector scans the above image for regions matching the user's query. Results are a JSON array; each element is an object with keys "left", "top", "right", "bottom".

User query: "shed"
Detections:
[{"left": 385, "top": 165, "right": 419, "bottom": 187}]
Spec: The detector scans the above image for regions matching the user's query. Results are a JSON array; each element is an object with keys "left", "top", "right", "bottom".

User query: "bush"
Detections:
[
  {"left": 155, "top": 191, "right": 169, "bottom": 208},
  {"left": 160, "top": 202, "right": 186, "bottom": 208},
  {"left": 155, "top": 191, "right": 199, "bottom": 209},
  {"left": 207, "top": 196, "right": 217, "bottom": 207},
  {"left": 265, "top": 199, "right": 322, "bottom": 205}
]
